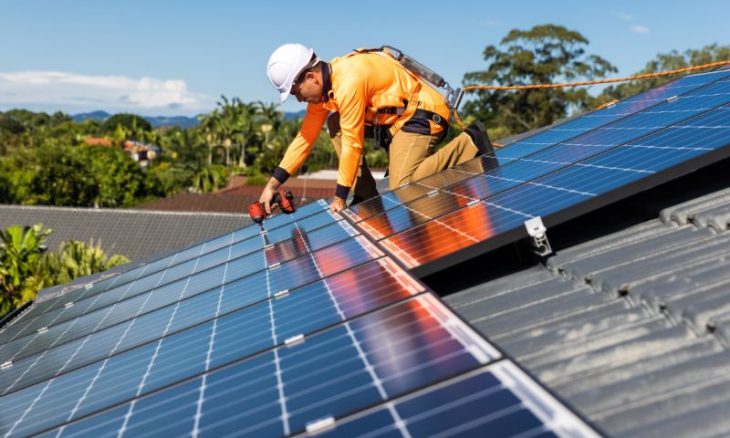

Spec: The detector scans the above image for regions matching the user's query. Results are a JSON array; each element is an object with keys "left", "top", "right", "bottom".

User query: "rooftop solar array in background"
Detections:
[
  {"left": 342, "top": 69, "right": 730, "bottom": 275},
  {"left": 0, "top": 201, "right": 596, "bottom": 436}
]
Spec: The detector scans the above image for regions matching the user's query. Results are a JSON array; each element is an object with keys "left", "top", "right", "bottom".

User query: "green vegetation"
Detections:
[{"left": 0, "top": 224, "right": 129, "bottom": 315}]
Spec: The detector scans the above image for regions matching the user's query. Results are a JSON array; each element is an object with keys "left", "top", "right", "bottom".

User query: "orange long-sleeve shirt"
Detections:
[{"left": 273, "top": 51, "right": 449, "bottom": 198}]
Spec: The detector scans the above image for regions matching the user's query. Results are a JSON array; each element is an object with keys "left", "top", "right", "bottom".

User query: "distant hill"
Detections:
[
  {"left": 72, "top": 109, "right": 306, "bottom": 129},
  {"left": 284, "top": 109, "right": 306, "bottom": 120},
  {"left": 72, "top": 111, "right": 200, "bottom": 129}
]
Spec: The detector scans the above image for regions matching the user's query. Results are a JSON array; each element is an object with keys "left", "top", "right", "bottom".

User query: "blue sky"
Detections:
[{"left": 1, "top": 0, "right": 728, "bottom": 116}]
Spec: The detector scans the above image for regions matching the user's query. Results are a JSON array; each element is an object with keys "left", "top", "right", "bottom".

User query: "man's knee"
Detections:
[{"left": 326, "top": 113, "right": 340, "bottom": 138}]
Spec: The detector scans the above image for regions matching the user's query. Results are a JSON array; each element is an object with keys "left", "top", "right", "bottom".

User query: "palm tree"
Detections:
[
  {"left": 0, "top": 224, "right": 51, "bottom": 314},
  {"left": 40, "top": 240, "right": 129, "bottom": 286}
]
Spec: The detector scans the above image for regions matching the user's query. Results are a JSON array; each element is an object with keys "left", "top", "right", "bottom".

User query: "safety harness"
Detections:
[{"left": 353, "top": 47, "right": 451, "bottom": 150}]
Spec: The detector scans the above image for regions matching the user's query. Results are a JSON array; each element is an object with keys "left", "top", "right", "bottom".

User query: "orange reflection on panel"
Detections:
[{"left": 382, "top": 202, "right": 495, "bottom": 268}]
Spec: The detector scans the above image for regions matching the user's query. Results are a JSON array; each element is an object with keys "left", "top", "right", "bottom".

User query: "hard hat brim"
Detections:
[{"left": 279, "top": 89, "right": 290, "bottom": 103}]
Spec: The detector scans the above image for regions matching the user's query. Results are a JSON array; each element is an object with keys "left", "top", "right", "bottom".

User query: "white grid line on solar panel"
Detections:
[
  {"left": 28, "top": 294, "right": 436, "bottom": 434},
  {"left": 496, "top": 76, "right": 730, "bottom": 161},
  {"left": 263, "top": 232, "right": 291, "bottom": 436},
  {"left": 380, "top": 119, "right": 730, "bottom": 269},
  {"left": 2, "top": 254, "right": 202, "bottom": 438},
  {"left": 190, "top": 241, "right": 231, "bottom": 438},
  {"left": 0, "top": 255, "right": 426, "bottom": 430},
  {"left": 356, "top": 169, "right": 601, "bottom": 242},
  {"left": 0, "top": 230, "right": 385, "bottom": 396},
  {"left": 294, "top": 360, "right": 597, "bottom": 438},
  {"left": 0, "top": 216, "right": 351, "bottom": 359},
  {"left": 0, "top": 262, "right": 153, "bottom": 344},
  {"left": 0, "top": 239, "right": 191, "bottom": 343},
  {"left": 9, "top": 294, "right": 494, "bottom": 437},
  {"left": 532, "top": 115, "right": 730, "bottom": 196},
  {"left": 343, "top": 156, "right": 501, "bottom": 223},
  {"left": 294, "top": 220, "right": 410, "bottom": 437},
  {"left": 111, "top": 253, "right": 206, "bottom": 437},
  {"left": 494, "top": 70, "right": 730, "bottom": 160},
  {"left": 357, "top": 193, "right": 483, "bottom": 243}
]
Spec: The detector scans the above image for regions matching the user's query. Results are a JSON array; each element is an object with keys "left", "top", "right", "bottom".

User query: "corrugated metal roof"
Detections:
[
  {"left": 445, "top": 187, "right": 730, "bottom": 437},
  {"left": 0, "top": 205, "right": 248, "bottom": 261}
]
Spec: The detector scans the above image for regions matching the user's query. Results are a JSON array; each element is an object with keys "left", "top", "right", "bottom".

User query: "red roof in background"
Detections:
[
  {"left": 136, "top": 175, "right": 335, "bottom": 214},
  {"left": 83, "top": 137, "right": 114, "bottom": 147}
]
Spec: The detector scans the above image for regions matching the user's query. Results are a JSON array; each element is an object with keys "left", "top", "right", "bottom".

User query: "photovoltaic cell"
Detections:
[
  {"left": 309, "top": 361, "right": 597, "bottom": 438},
  {"left": 360, "top": 73, "right": 730, "bottom": 274},
  {"left": 3, "top": 201, "right": 332, "bottom": 337},
  {"left": 2, "top": 295, "right": 498, "bottom": 437},
  {"left": 496, "top": 68, "right": 730, "bottom": 161},
  {"left": 0, "top": 231, "right": 386, "bottom": 396},
  {"left": 0, "top": 212, "right": 349, "bottom": 360}
]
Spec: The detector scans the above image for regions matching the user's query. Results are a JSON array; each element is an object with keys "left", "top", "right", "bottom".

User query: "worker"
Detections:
[{"left": 259, "top": 43, "right": 495, "bottom": 213}]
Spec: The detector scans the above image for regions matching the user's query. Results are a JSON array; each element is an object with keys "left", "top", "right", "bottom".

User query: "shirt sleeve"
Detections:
[
  {"left": 333, "top": 75, "right": 368, "bottom": 196},
  {"left": 274, "top": 103, "right": 329, "bottom": 183}
]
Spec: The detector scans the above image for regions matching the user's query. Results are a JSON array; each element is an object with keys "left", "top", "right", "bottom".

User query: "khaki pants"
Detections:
[
  {"left": 327, "top": 113, "right": 479, "bottom": 196},
  {"left": 387, "top": 130, "right": 478, "bottom": 190}
]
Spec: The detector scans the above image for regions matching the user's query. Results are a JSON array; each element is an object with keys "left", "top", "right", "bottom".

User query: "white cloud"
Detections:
[
  {"left": 612, "top": 11, "right": 635, "bottom": 21},
  {"left": 630, "top": 25, "right": 650, "bottom": 34},
  {"left": 0, "top": 71, "right": 215, "bottom": 115}
]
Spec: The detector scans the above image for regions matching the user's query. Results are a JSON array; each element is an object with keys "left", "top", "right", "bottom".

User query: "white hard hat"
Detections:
[{"left": 266, "top": 43, "right": 315, "bottom": 103}]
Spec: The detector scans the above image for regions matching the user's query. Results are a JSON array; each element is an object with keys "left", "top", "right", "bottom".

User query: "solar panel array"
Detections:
[
  {"left": 342, "top": 69, "right": 730, "bottom": 275},
  {"left": 0, "top": 201, "right": 595, "bottom": 437}
]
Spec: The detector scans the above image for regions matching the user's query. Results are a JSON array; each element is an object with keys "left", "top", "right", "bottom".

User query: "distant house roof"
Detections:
[
  {"left": 445, "top": 186, "right": 730, "bottom": 437},
  {"left": 136, "top": 177, "right": 334, "bottom": 214},
  {"left": 82, "top": 137, "right": 114, "bottom": 147},
  {"left": 0, "top": 205, "right": 248, "bottom": 261}
]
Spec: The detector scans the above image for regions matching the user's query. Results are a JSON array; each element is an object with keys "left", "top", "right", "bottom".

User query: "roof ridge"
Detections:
[{"left": 0, "top": 204, "right": 246, "bottom": 218}]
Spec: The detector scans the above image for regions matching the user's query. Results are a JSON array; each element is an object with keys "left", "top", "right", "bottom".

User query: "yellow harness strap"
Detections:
[{"left": 352, "top": 47, "right": 425, "bottom": 139}]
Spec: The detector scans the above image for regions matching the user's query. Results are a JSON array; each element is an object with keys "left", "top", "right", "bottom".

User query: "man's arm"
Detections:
[
  {"left": 260, "top": 103, "right": 328, "bottom": 213},
  {"left": 330, "top": 76, "right": 368, "bottom": 212}
]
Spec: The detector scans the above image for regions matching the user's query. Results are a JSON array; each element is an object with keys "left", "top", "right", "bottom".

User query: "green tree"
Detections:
[
  {"left": 462, "top": 24, "right": 617, "bottom": 137},
  {"left": 100, "top": 113, "right": 152, "bottom": 136},
  {"left": 31, "top": 143, "right": 99, "bottom": 206},
  {"left": 0, "top": 224, "right": 51, "bottom": 314},
  {"left": 597, "top": 44, "right": 730, "bottom": 104},
  {"left": 79, "top": 146, "right": 148, "bottom": 207},
  {"left": 192, "top": 164, "right": 228, "bottom": 193}
]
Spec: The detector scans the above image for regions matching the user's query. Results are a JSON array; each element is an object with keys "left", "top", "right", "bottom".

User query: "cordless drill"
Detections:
[{"left": 248, "top": 188, "right": 296, "bottom": 231}]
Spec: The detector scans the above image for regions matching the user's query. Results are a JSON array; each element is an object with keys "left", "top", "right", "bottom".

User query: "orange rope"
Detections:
[
  {"left": 452, "top": 59, "right": 730, "bottom": 133},
  {"left": 461, "top": 60, "right": 730, "bottom": 92}
]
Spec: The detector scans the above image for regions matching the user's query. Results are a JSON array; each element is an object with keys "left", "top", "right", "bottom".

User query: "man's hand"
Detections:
[
  {"left": 259, "top": 177, "right": 281, "bottom": 214},
  {"left": 329, "top": 196, "right": 346, "bottom": 213}
]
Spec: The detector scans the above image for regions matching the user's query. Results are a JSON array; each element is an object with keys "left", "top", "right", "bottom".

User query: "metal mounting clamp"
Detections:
[{"left": 524, "top": 217, "right": 552, "bottom": 257}]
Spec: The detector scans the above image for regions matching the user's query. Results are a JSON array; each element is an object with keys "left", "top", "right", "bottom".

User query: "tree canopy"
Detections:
[{"left": 462, "top": 24, "right": 617, "bottom": 137}]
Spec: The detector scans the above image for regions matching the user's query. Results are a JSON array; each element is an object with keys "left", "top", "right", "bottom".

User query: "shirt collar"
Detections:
[{"left": 322, "top": 62, "right": 333, "bottom": 102}]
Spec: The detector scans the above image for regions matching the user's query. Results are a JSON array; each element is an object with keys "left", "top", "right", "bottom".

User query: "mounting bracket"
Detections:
[{"left": 524, "top": 216, "right": 553, "bottom": 257}]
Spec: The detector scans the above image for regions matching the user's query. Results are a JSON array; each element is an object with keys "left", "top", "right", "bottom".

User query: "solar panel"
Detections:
[
  {"left": 346, "top": 72, "right": 730, "bottom": 275},
  {"left": 0, "top": 225, "right": 395, "bottom": 394},
  {"left": 310, "top": 360, "right": 598, "bottom": 438},
  {"left": 7, "top": 201, "right": 332, "bottom": 333},
  {"left": 345, "top": 68, "right": 730, "bottom": 224},
  {"left": 0, "top": 295, "right": 499, "bottom": 437}
]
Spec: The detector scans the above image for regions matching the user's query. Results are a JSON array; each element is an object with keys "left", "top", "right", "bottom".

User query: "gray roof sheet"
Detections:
[
  {"left": 0, "top": 205, "right": 249, "bottom": 261},
  {"left": 445, "top": 187, "right": 730, "bottom": 437}
]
